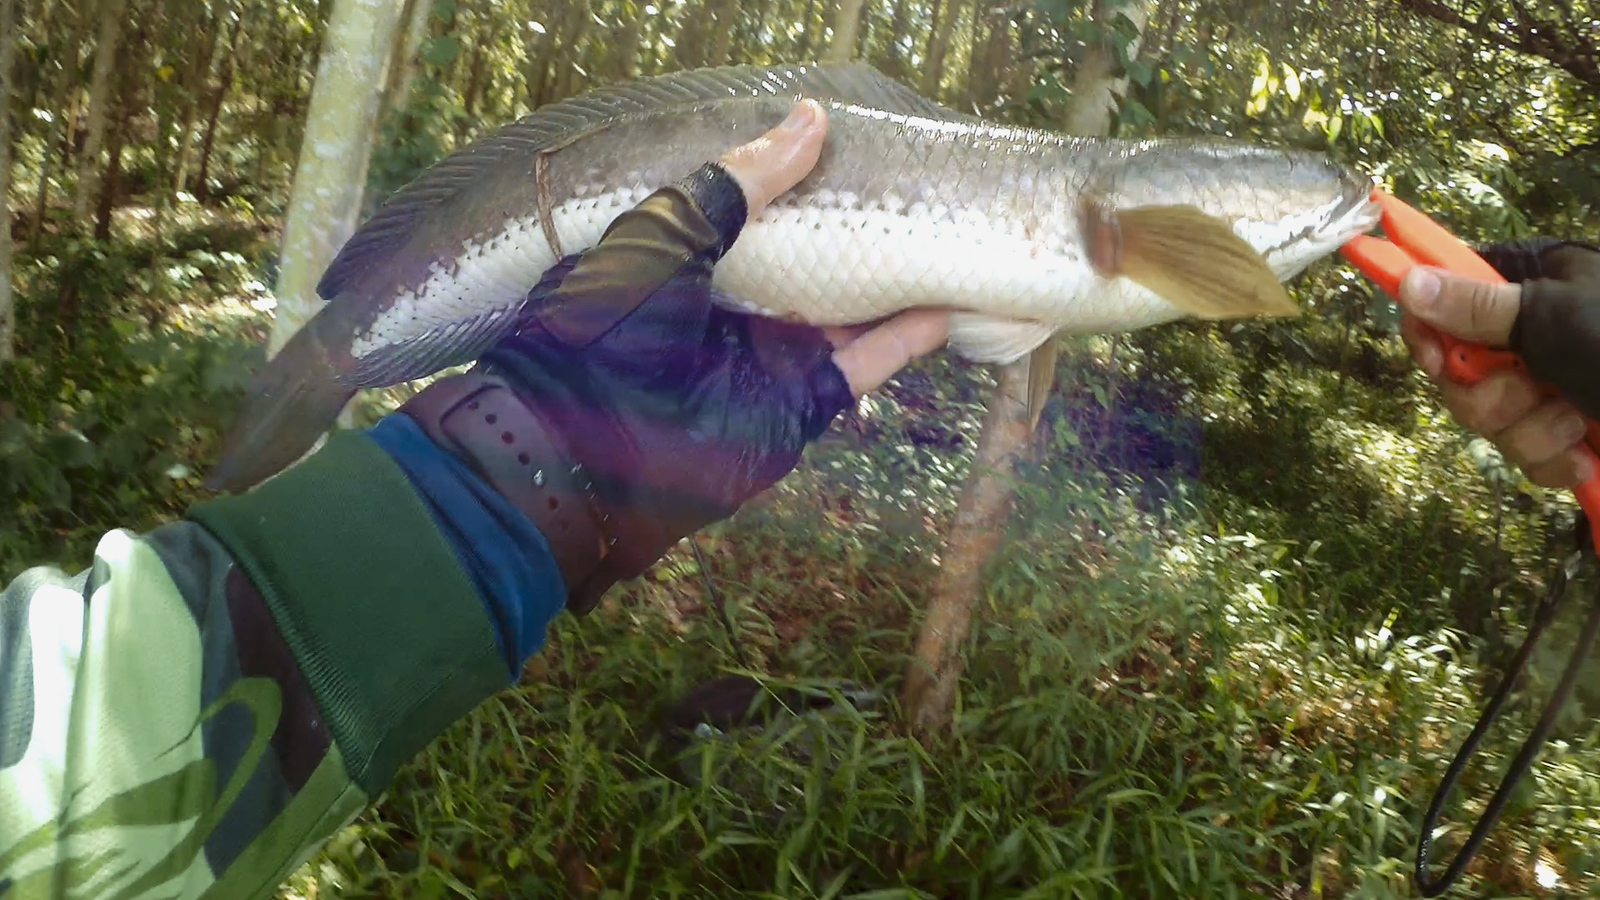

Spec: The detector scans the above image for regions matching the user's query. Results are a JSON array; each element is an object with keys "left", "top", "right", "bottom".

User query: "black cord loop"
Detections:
[{"left": 1415, "top": 514, "right": 1596, "bottom": 896}]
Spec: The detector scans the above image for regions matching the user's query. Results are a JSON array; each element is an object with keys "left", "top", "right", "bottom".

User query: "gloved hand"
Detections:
[
  {"left": 1397, "top": 238, "right": 1600, "bottom": 489},
  {"left": 385, "top": 100, "right": 949, "bottom": 616}
]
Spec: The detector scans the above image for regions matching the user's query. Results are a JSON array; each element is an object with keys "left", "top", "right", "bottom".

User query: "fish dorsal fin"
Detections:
[{"left": 317, "top": 63, "right": 952, "bottom": 301}]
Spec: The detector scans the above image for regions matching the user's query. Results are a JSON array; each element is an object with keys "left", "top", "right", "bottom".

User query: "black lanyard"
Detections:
[{"left": 1415, "top": 513, "right": 1596, "bottom": 896}]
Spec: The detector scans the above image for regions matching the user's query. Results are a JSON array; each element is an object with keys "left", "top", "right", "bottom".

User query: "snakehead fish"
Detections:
[{"left": 208, "top": 61, "right": 1380, "bottom": 492}]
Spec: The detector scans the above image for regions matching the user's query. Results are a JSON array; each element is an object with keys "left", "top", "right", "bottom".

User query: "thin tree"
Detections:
[
  {"left": 901, "top": 0, "right": 1153, "bottom": 739},
  {"left": 921, "top": 0, "right": 966, "bottom": 95},
  {"left": 269, "top": 0, "right": 408, "bottom": 358},
  {"left": 826, "top": 0, "right": 868, "bottom": 62},
  {"left": 70, "top": 0, "right": 130, "bottom": 222},
  {"left": 0, "top": 0, "right": 15, "bottom": 362},
  {"left": 29, "top": 0, "right": 91, "bottom": 240},
  {"left": 192, "top": 8, "right": 246, "bottom": 204},
  {"left": 1063, "top": 0, "right": 1150, "bottom": 136},
  {"left": 171, "top": 0, "right": 232, "bottom": 198}
]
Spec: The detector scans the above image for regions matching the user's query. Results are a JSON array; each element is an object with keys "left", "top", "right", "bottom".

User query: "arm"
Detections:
[
  {"left": 1, "top": 101, "right": 948, "bottom": 900},
  {"left": 0, "top": 514, "right": 407, "bottom": 899},
  {"left": 0, "top": 113, "right": 798, "bottom": 900}
]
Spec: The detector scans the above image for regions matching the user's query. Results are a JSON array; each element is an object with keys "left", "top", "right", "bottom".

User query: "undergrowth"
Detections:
[
  {"left": 6, "top": 219, "right": 1600, "bottom": 898},
  {"left": 0, "top": 203, "right": 273, "bottom": 579},
  {"left": 279, "top": 317, "right": 1600, "bottom": 898}
]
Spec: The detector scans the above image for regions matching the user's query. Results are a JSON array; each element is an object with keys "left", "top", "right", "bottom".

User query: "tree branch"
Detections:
[{"left": 1394, "top": 0, "right": 1600, "bottom": 90}]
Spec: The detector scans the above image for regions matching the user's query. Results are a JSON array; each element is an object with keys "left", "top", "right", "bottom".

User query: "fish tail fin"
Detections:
[
  {"left": 1084, "top": 203, "right": 1300, "bottom": 319},
  {"left": 206, "top": 326, "right": 356, "bottom": 494}
]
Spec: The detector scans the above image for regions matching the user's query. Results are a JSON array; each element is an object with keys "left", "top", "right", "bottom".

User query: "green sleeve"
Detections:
[
  {"left": 0, "top": 172, "right": 745, "bottom": 900},
  {"left": 0, "top": 430, "right": 507, "bottom": 899}
]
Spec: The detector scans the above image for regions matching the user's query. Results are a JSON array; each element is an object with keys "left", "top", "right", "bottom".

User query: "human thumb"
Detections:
[
  {"left": 717, "top": 100, "right": 828, "bottom": 221},
  {"left": 1398, "top": 265, "right": 1523, "bottom": 346}
]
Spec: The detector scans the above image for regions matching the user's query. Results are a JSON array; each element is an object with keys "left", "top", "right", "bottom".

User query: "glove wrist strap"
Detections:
[{"left": 398, "top": 372, "right": 612, "bottom": 610}]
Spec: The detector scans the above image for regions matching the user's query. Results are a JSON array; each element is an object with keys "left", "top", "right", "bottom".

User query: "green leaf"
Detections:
[
  {"left": 1126, "top": 59, "right": 1155, "bottom": 87},
  {"left": 46, "top": 431, "right": 97, "bottom": 470},
  {"left": 1121, "top": 99, "right": 1155, "bottom": 127},
  {"left": 423, "top": 35, "right": 459, "bottom": 67}
]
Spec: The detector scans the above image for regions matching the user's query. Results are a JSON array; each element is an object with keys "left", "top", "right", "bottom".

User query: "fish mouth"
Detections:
[
  {"left": 1323, "top": 169, "right": 1383, "bottom": 242},
  {"left": 1253, "top": 168, "right": 1381, "bottom": 279}
]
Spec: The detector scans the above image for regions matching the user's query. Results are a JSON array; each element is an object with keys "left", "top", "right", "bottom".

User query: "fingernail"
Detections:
[
  {"left": 1575, "top": 452, "right": 1596, "bottom": 483},
  {"left": 779, "top": 100, "right": 817, "bottom": 132},
  {"left": 1404, "top": 268, "right": 1440, "bottom": 311},
  {"left": 1418, "top": 342, "right": 1443, "bottom": 378},
  {"left": 1555, "top": 415, "right": 1587, "bottom": 444}
]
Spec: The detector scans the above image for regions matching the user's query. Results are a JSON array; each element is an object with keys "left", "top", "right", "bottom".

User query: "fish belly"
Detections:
[{"left": 713, "top": 198, "right": 1187, "bottom": 362}]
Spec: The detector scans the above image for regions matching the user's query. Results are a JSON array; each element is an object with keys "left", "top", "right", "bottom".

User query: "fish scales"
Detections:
[
  {"left": 354, "top": 101, "right": 1092, "bottom": 380},
  {"left": 207, "top": 61, "right": 1381, "bottom": 493},
  {"left": 352, "top": 110, "right": 1372, "bottom": 381}
]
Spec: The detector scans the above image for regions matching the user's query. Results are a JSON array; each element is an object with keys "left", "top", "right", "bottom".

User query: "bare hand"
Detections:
[
  {"left": 716, "top": 100, "right": 952, "bottom": 397},
  {"left": 1397, "top": 266, "right": 1592, "bottom": 488}
]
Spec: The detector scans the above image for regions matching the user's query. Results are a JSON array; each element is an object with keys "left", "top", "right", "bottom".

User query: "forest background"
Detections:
[{"left": 3, "top": 0, "right": 1600, "bottom": 895}]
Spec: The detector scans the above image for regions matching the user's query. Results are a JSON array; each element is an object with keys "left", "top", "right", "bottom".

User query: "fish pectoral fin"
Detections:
[
  {"left": 947, "top": 313, "right": 1057, "bottom": 364},
  {"left": 1084, "top": 203, "right": 1300, "bottom": 320},
  {"left": 946, "top": 314, "right": 1058, "bottom": 428}
]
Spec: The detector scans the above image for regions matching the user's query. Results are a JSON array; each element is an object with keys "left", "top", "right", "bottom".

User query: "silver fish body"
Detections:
[{"left": 209, "top": 62, "right": 1380, "bottom": 492}]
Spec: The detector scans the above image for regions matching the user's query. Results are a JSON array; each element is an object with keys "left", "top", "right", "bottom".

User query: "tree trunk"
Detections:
[
  {"left": 269, "top": 0, "right": 407, "bottom": 359},
  {"left": 853, "top": 0, "right": 873, "bottom": 60},
  {"left": 0, "top": 0, "right": 15, "bottom": 362},
  {"left": 674, "top": 0, "right": 710, "bottom": 70},
  {"left": 93, "top": 79, "right": 133, "bottom": 239},
  {"left": 554, "top": 0, "right": 591, "bottom": 99},
  {"left": 737, "top": 0, "right": 776, "bottom": 63},
  {"left": 172, "top": 0, "right": 230, "bottom": 197},
  {"left": 194, "top": 10, "right": 244, "bottom": 204},
  {"left": 70, "top": 0, "right": 129, "bottom": 222},
  {"left": 389, "top": 0, "right": 432, "bottom": 110},
  {"left": 825, "top": 0, "right": 867, "bottom": 62},
  {"left": 901, "top": 361, "right": 1032, "bottom": 737},
  {"left": 147, "top": 0, "right": 179, "bottom": 249},
  {"left": 467, "top": 13, "right": 501, "bottom": 120},
  {"left": 961, "top": 0, "right": 985, "bottom": 109},
  {"left": 356, "top": 0, "right": 427, "bottom": 214},
  {"left": 93, "top": 128, "right": 124, "bottom": 240},
  {"left": 968, "top": 6, "right": 1010, "bottom": 111},
  {"left": 29, "top": 0, "right": 92, "bottom": 241},
  {"left": 1152, "top": 0, "right": 1178, "bottom": 64},
  {"left": 524, "top": 3, "right": 556, "bottom": 109},
  {"left": 1003, "top": 9, "right": 1031, "bottom": 100},
  {"left": 1063, "top": 0, "right": 1151, "bottom": 136},
  {"left": 456, "top": 27, "right": 488, "bottom": 144},
  {"left": 884, "top": 0, "right": 910, "bottom": 79},
  {"left": 31, "top": 90, "right": 74, "bottom": 238},
  {"left": 918, "top": 0, "right": 942, "bottom": 90},
  {"left": 921, "top": 0, "right": 965, "bottom": 96},
  {"left": 707, "top": 0, "right": 738, "bottom": 67},
  {"left": 794, "top": 0, "right": 821, "bottom": 59},
  {"left": 901, "top": 0, "right": 1152, "bottom": 741},
  {"left": 613, "top": 1, "right": 643, "bottom": 80}
]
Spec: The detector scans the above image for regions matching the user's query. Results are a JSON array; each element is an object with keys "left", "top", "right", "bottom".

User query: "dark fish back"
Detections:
[{"left": 315, "top": 62, "right": 965, "bottom": 303}]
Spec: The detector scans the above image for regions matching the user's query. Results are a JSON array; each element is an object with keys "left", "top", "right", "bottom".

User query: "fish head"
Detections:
[{"left": 1105, "top": 140, "right": 1382, "bottom": 281}]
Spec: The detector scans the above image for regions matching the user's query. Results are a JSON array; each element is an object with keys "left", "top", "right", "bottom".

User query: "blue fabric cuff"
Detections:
[{"left": 367, "top": 414, "right": 569, "bottom": 677}]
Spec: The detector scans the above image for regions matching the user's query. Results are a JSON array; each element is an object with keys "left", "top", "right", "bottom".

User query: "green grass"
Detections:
[{"left": 276, "top": 323, "right": 1600, "bottom": 898}]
